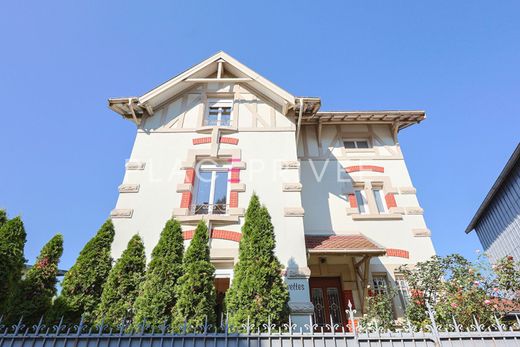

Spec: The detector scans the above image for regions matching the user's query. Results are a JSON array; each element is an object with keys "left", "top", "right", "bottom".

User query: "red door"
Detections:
[{"left": 309, "top": 277, "right": 346, "bottom": 330}]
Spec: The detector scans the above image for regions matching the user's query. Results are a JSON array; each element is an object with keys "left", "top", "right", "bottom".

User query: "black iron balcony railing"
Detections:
[{"left": 190, "top": 203, "right": 228, "bottom": 215}]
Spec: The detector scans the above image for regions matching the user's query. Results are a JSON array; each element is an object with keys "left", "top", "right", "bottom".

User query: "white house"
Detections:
[{"left": 108, "top": 51, "right": 436, "bottom": 327}]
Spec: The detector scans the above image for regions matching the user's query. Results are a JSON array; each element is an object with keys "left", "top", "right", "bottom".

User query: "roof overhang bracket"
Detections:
[
  {"left": 392, "top": 121, "right": 401, "bottom": 143},
  {"left": 353, "top": 255, "right": 371, "bottom": 314},
  {"left": 128, "top": 98, "right": 140, "bottom": 126}
]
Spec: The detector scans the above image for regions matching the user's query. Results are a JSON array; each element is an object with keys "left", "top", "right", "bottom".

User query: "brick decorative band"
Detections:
[
  {"left": 385, "top": 193, "right": 397, "bottom": 208},
  {"left": 180, "top": 192, "right": 192, "bottom": 208},
  {"left": 346, "top": 165, "right": 384, "bottom": 173},
  {"left": 184, "top": 168, "right": 195, "bottom": 184},
  {"left": 183, "top": 229, "right": 242, "bottom": 242},
  {"left": 229, "top": 168, "right": 240, "bottom": 183},
  {"left": 192, "top": 137, "right": 239, "bottom": 145},
  {"left": 192, "top": 137, "right": 212, "bottom": 145},
  {"left": 348, "top": 194, "right": 357, "bottom": 208},
  {"left": 220, "top": 137, "right": 239, "bottom": 145},
  {"left": 386, "top": 248, "right": 409, "bottom": 259},
  {"left": 230, "top": 191, "right": 239, "bottom": 208}
]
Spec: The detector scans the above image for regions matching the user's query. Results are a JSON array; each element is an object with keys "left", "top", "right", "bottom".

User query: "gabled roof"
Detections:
[
  {"left": 108, "top": 51, "right": 425, "bottom": 133},
  {"left": 305, "top": 234, "right": 386, "bottom": 255},
  {"left": 109, "top": 51, "right": 299, "bottom": 120},
  {"left": 466, "top": 143, "right": 520, "bottom": 233}
]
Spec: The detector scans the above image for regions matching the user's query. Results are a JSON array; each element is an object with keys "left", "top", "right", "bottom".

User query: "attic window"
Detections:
[
  {"left": 205, "top": 99, "right": 233, "bottom": 126},
  {"left": 344, "top": 139, "right": 370, "bottom": 149}
]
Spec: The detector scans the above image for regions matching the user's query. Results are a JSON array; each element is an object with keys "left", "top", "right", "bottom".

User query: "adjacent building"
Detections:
[
  {"left": 466, "top": 143, "right": 520, "bottom": 262},
  {"left": 108, "top": 52, "right": 436, "bottom": 326}
]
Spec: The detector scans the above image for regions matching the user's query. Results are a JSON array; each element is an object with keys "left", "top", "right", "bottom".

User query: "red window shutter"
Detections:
[
  {"left": 385, "top": 193, "right": 397, "bottom": 208},
  {"left": 348, "top": 194, "right": 358, "bottom": 208}
]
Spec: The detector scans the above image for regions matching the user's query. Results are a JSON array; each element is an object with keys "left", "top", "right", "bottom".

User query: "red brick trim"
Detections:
[
  {"left": 386, "top": 248, "right": 409, "bottom": 259},
  {"left": 211, "top": 229, "right": 242, "bottom": 242},
  {"left": 182, "top": 230, "right": 194, "bottom": 240},
  {"left": 345, "top": 165, "right": 384, "bottom": 173},
  {"left": 385, "top": 193, "right": 397, "bottom": 208},
  {"left": 348, "top": 194, "right": 358, "bottom": 208},
  {"left": 229, "top": 168, "right": 240, "bottom": 183},
  {"left": 180, "top": 192, "right": 192, "bottom": 208},
  {"left": 183, "top": 229, "right": 242, "bottom": 242},
  {"left": 184, "top": 168, "right": 195, "bottom": 184},
  {"left": 220, "top": 137, "right": 239, "bottom": 145},
  {"left": 192, "top": 137, "right": 212, "bottom": 145},
  {"left": 230, "top": 191, "right": 239, "bottom": 208}
]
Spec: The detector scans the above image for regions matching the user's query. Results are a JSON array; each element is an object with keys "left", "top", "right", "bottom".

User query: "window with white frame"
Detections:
[
  {"left": 395, "top": 274, "right": 410, "bottom": 309},
  {"left": 193, "top": 161, "right": 230, "bottom": 215},
  {"left": 343, "top": 139, "right": 370, "bottom": 149},
  {"left": 372, "top": 188, "right": 387, "bottom": 214},
  {"left": 205, "top": 99, "right": 233, "bottom": 126},
  {"left": 372, "top": 275, "right": 388, "bottom": 296},
  {"left": 354, "top": 189, "right": 368, "bottom": 214}
]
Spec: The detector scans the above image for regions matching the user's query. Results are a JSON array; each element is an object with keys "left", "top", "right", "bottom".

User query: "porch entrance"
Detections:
[
  {"left": 309, "top": 277, "right": 346, "bottom": 328},
  {"left": 214, "top": 278, "right": 230, "bottom": 327}
]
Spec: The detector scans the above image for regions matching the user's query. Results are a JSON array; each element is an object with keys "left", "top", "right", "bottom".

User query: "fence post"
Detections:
[
  {"left": 347, "top": 301, "right": 360, "bottom": 347},
  {"left": 425, "top": 301, "right": 441, "bottom": 346}
]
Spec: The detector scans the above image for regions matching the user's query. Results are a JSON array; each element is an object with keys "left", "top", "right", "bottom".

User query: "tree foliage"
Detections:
[
  {"left": 0, "top": 209, "right": 7, "bottom": 227},
  {"left": 399, "top": 254, "right": 520, "bottom": 328},
  {"left": 0, "top": 216, "right": 27, "bottom": 310},
  {"left": 225, "top": 193, "right": 289, "bottom": 330},
  {"left": 95, "top": 234, "right": 146, "bottom": 327},
  {"left": 172, "top": 221, "right": 216, "bottom": 331},
  {"left": 134, "top": 219, "right": 184, "bottom": 327},
  {"left": 361, "top": 290, "right": 396, "bottom": 330},
  {"left": 53, "top": 219, "right": 115, "bottom": 323},
  {"left": 6, "top": 234, "right": 63, "bottom": 324}
]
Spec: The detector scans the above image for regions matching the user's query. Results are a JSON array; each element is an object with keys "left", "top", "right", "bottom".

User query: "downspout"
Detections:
[
  {"left": 128, "top": 98, "right": 139, "bottom": 126},
  {"left": 295, "top": 98, "right": 304, "bottom": 145}
]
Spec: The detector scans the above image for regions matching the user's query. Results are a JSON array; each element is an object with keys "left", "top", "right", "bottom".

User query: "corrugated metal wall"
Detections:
[{"left": 475, "top": 162, "right": 520, "bottom": 262}]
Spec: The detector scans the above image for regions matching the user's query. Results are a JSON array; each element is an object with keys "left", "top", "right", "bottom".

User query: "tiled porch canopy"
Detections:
[{"left": 305, "top": 235, "right": 386, "bottom": 255}]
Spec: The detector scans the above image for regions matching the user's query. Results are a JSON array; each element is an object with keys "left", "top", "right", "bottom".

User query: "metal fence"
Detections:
[{"left": 2, "top": 303, "right": 520, "bottom": 347}]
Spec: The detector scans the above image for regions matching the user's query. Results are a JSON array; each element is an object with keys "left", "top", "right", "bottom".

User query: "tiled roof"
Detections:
[{"left": 305, "top": 234, "right": 385, "bottom": 253}]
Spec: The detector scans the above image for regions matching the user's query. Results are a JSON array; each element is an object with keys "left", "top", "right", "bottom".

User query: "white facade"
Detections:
[{"left": 109, "top": 52, "right": 436, "bottom": 326}]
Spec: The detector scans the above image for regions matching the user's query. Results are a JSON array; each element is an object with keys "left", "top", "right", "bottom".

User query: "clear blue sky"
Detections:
[{"left": 1, "top": 1, "right": 519, "bottom": 269}]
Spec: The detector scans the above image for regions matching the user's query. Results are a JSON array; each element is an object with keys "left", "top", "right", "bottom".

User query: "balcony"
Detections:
[
  {"left": 173, "top": 203, "right": 244, "bottom": 225},
  {"left": 191, "top": 203, "right": 229, "bottom": 215}
]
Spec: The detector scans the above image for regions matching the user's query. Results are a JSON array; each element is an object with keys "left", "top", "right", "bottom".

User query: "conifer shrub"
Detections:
[
  {"left": 52, "top": 219, "right": 115, "bottom": 323},
  {"left": 225, "top": 194, "right": 289, "bottom": 331},
  {"left": 6, "top": 234, "right": 63, "bottom": 324},
  {"left": 134, "top": 219, "right": 184, "bottom": 327},
  {"left": 95, "top": 234, "right": 146, "bottom": 327},
  {"left": 172, "top": 221, "right": 216, "bottom": 331},
  {"left": 0, "top": 216, "right": 27, "bottom": 310}
]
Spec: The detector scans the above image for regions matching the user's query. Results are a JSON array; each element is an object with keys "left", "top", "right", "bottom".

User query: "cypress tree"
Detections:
[
  {"left": 0, "top": 217, "right": 27, "bottom": 311},
  {"left": 6, "top": 234, "right": 63, "bottom": 324},
  {"left": 52, "top": 219, "right": 115, "bottom": 323},
  {"left": 225, "top": 193, "right": 289, "bottom": 330},
  {"left": 95, "top": 234, "right": 146, "bottom": 327},
  {"left": 172, "top": 221, "right": 216, "bottom": 331},
  {"left": 134, "top": 219, "right": 184, "bottom": 327}
]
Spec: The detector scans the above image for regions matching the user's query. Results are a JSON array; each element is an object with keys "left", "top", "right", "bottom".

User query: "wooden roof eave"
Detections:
[{"left": 307, "top": 249, "right": 386, "bottom": 256}]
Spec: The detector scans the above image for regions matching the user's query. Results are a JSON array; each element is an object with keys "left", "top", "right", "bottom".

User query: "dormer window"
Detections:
[
  {"left": 343, "top": 139, "right": 370, "bottom": 149},
  {"left": 205, "top": 99, "right": 233, "bottom": 126}
]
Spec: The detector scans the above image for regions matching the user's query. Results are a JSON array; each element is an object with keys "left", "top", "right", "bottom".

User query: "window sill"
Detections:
[
  {"left": 196, "top": 126, "right": 238, "bottom": 134},
  {"left": 344, "top": 148, "right": 376, "bottom": 154},
  {"left": 351, "top": 214, "right": 403, "bottom": 221},
  {"left": 172, "top": 211, "right": 242, "bottom": 225}
]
